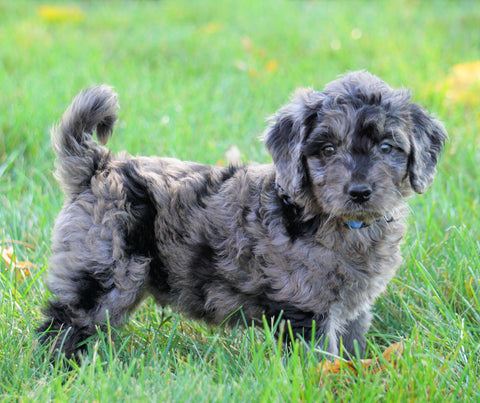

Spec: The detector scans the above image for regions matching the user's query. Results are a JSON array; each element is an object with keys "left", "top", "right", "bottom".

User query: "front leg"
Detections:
[
  {"left": 268, "top": 305, "right": 362, "bottom": 360},
  {"left": 266, "top": 304, "right": 327, "bottom": 347},
  {"left": 287, "top": 313, "right": 344, "bottom": 361},
  {"left": 337, "top": 310, "right": 372, "bottom": 359},
  {"left": 280, "top": 310, "right": 371, "bottom": 360}
]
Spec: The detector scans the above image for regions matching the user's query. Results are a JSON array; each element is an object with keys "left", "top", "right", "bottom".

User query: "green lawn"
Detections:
[{"left": 1, "top": 0, "right": 479, "bottom": 400}]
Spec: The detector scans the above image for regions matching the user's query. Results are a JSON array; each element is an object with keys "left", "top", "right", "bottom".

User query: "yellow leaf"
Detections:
[
  {"left": 1, "top": 242, "right": 37, "bottom": 278},
  {"left": 200, "top": 22, "right": 223, "bottom": 35},
  {"left": 38, "top": 5, "right": 85, "bottom": 23},
  {"left": 264, "top": 59, "right": 278, "bottom": 73},
  {"left": 319, "top": 358, "right": 356, "bottom": 375},
  {"left": 318, "top": 341, "right": 404, "bottom": 377},
  {"left": 440, "top": 61, "right": 480, "bottom": 106},
  {"left": 381, "top": 341, "right": 404, "bottom": 362},
  {"left": 451, "top": 61, "right": 480, "bottom": 82}
]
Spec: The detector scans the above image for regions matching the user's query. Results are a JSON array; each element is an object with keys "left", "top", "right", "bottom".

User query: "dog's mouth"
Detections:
[
  {"left": 342, "top": 211, "right": 382, "bottom": 225},
  {"left": 337, "top": 194, "right": 402, "bottom": 228},
  {"left": 312, "top": 181, "right": 403, "bottom": 227},
  {"left": 339, "top": 199, "right": 389, "bottom": 225}
]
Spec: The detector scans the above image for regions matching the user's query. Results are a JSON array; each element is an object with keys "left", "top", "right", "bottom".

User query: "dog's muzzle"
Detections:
[{"left": 348, "top": 184, "right": 373, "bottom": 204}]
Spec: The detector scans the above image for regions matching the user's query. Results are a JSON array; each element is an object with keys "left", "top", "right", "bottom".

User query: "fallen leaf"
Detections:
[
  {"left": 319, "top": 341, "right": 404, "bottom": 377},
  {"left": 200, "top": 22, "right": 223, "bottom": 35},
  {"left": 264, "top": 59, "right": 278, "bottom": 73},
  {"left": 381, "top": 341, "right": 404, "bottom": 362},
  {"left": 319, "top": 358, "right": 355, "bottom": 375},
  {"left": 248, "top": 68, "right": 259, "bottom": 78},
  {"left": 451, "top": 61, "right": 480, "bottom": 82},
  {"left": 440, "top": 61, "right": 480, "bottom": 107},
  {"left": 38, "top": 5, "right": 85, "bottom": 23},
  {"left": 1, "top": 241, "right": 37, "bottom": 278}
]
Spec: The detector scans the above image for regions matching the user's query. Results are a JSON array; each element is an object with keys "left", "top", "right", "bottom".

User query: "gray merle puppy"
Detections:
[{"left": 37, "top": 71, "right": 447, "bottom": 360}]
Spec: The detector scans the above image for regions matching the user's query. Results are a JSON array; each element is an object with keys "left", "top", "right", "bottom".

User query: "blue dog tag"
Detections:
[{"left": 347, "top": 221, "right": 364, "bottom": 229}]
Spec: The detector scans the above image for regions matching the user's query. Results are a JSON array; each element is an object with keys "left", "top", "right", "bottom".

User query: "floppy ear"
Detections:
[
  {"left": 263, "top": 89, "right": 322, "bottom": 205},
  {"left": 408, "top": 104, "right": 448, "bottom": 193}
]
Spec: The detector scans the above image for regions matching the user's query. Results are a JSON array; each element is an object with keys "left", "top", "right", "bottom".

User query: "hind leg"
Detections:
[
  {"left": 37, "top": 256, "right": 150, "bottom": 360},
  {"left": 37, "top": 299, "right": 93, "bottom": 359},
  {"left": 37, "top": 255, "right": 149, "bottom": 360},
  {"left": 37, "top": 201, "right": 150, "bottom": 359}
]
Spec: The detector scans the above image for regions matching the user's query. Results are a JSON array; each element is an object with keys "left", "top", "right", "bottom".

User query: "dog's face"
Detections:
[{"left": 264, "top": 71, "right": 447, "bottom": 222}]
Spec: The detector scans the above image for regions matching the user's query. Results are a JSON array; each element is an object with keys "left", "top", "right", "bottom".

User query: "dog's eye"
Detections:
[
  {"left": 379, "top": 142, "right": 393, "bottom": 154},
  {"left": 322, "top": 144, "right": 336, "bottom": 157}
]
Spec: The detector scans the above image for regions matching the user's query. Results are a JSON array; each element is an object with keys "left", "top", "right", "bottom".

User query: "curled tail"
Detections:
[{"left": 52, "top": 85, "right": 119, "bottom": 197}]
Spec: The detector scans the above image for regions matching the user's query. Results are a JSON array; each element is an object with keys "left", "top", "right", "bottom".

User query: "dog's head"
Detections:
[{"left": 264, "top": 71, "right": 447, "bottom": 223}]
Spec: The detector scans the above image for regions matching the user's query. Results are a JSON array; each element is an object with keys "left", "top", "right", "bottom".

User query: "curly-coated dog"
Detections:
[{"left": 37, "top": 71, "right": 447, "bottom": 360}]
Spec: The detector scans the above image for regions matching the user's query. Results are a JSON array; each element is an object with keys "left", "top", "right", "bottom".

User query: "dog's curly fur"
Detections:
[{"left": 37, "top": 71, "right": 447, "bottom": 360}]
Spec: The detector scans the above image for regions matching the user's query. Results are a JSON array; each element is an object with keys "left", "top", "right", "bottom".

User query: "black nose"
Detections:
[{"left": 348, "top": 184, "right": 372, "bottom": 203}]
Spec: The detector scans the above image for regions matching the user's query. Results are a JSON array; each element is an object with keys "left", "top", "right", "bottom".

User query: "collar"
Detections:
[
  {"left": 347, "top": 221, "right": 365, "bottom": 229},
  {"left": 347, "top": 216, "right": 394, "bottom": 229}
]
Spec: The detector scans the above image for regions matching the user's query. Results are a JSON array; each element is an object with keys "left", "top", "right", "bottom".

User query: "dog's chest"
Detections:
[{"left": 264, "top": 221, "right": 404, "bottom": 316}]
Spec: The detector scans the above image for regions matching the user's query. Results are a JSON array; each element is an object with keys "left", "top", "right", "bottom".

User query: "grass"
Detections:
[{"left": 1, "top": 0, "right": 479, "bottom": 400}]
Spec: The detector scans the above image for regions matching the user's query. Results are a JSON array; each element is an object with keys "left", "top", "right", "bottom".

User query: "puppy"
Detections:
[{"left": 37, "top": 71, "right": 446, "bottom": 360}]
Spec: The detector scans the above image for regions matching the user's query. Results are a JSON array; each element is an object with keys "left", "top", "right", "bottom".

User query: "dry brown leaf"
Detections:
[
  {"left": 381, "top": 341, "right": 404, "bottom": 361},
  {"left": 1, "top": 242, "right": 37, "bottom": 277},
  {"left": 319, "top": 341, "right": 404, "bottom": 377}
]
